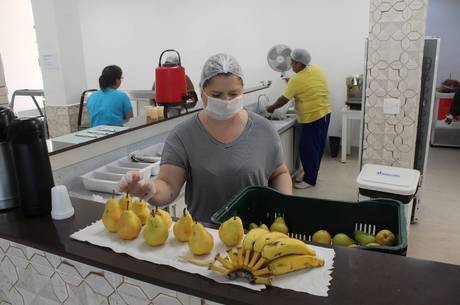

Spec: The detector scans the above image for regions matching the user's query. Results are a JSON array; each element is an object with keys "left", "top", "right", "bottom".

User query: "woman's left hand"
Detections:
[{"left": 119, "top": 171, "right": 156, "bottom": 199}]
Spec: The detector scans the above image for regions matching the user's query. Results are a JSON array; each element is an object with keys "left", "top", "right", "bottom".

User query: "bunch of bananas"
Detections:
[{"left": 208, "top": 228, "right": 325, "bottom": 285}]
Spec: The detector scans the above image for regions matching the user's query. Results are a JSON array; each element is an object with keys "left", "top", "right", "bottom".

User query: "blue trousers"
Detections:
[{"left": 299, "top": 114, "right": 330, "bottom": 186}]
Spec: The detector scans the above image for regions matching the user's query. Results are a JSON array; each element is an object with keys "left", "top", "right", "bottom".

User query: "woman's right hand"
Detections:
[{"left": 118, "top": 171, "right": 156, "bottom": 199}]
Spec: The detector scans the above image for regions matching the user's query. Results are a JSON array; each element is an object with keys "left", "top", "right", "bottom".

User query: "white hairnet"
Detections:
[
  {"left": 291, "top": 48, "right": 311, "bottom": 66},
  {"left": 199, "top": 53, "right": 243, "bottom": 88},
  {"left": 164, "top": 55, "right": 179, "bottom": 65}
]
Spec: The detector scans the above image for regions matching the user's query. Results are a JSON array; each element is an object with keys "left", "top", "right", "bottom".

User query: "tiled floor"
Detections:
[
  {"left": 294, "top": 147, "right": 460, "bottom": 266},
  {"left": 293, "top": 149, "right": 360, "bottom": 202}
]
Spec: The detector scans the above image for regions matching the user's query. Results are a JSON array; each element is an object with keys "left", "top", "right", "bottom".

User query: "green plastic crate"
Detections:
[{"left": 211, "top": 186, "right": 407, "bottom": 255}]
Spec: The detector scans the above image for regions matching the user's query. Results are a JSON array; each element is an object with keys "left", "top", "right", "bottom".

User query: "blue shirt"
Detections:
[{"left": 87, "top": 88, "right": 133, "bottom": 127}]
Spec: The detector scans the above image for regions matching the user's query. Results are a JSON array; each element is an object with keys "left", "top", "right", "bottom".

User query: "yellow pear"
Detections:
[
  {"left": 270, "top": 216, "right": 289, "bottom": 234},
  {"left": 189, "top": 222, "right": 214, "bottom": 256},
  {"left": 218, "top": 216, "right": 244, "bottom": 247},
  {"left": 143, "top": 210, "right": 169, "bottom": 246},
  {"left": 117, "top": 200, "right": 142, "bottom": 240},
  {"left": 118, "top": 192, "right": 131, "bottom": 210},
  {"left": 312, "top": 230, "right": 332, "bottom": 244},
  {"left": 259, "top": 224, "right": 269, "bottom": 231},
  {"left": 248, "top": 223, "right": 258, "bottom": 230},
  {"left": 102, "top": 192, "right": 122, "bottom": 233},
  {"left": 131, "top": 198, "right": 150, "bottom": 225},
  {"left": 173, "top": 208, "right": 193, "bottom": 242},
  {"left": 155, "top": 207, "right": 172, "bottom": 229},
  {"left": 375, "top": 229, "right": 396, "bottom": 246}
]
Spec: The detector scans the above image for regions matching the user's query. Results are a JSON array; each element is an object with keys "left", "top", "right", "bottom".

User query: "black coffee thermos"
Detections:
[
  {"left": 0, "top": 106, "right": 19, "bottom": 211},
  {"left": 8, "top": 118, "right": 54, "bottom": 216}
]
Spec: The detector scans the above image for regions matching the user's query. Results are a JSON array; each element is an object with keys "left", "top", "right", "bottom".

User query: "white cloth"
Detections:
[{"left": 71, "top": 220, "right": 335, "bottom": 297}]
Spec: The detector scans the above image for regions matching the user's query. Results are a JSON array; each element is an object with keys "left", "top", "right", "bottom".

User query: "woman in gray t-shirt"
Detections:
[{"left": 120, "top": 54, "right": 292, "bottom": 222}]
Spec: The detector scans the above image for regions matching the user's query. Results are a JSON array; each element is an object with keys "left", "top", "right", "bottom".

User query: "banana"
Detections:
[
  {"left": 253, "top": 266, "right": 270, "bottom": 276},
  {"left": 242, "top": 228, "right": 269, "bottom": 267},
  {"left": 208, "top": 263, "right": 230, "bottom": 276},
  {"left": 215, "top": 254, "right": 234, "bottom": 271},
  {"left": 237, "top": 247, "right": 245, "bottom": 268},
  {"left": 227, "top": 248, "right": 239, "bottom": 266},
  {"left": 243, "top": 228, "right": 270, "bottom": 250},
  {"left": 248, "top": 231, "right": 287, "bottom": 268},
  {"left": 254, "top": 276, "right": 272, "bottom": 285},
  {"left": 253, "top": 232, "right": 288, "bottom": 252},
  {"left": 261, "top": 237, "right": 316, "bottom": 261},
  {"left": 268, "top": 254, "right": 324, "bottom": 275},
  {"left": 251, "top": 256, "right": 267, "bottom": 272}
]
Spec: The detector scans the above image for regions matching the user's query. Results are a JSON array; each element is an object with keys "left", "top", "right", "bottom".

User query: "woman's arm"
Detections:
[
  {"left": 269, "top": 163, "right": 292, "bottom": 194},
  {"left": 150, "top": 164, "right": 186, "bottom": 206}
]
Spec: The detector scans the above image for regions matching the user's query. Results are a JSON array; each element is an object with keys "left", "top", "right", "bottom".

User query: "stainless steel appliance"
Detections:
[{"left": 346, "top": 75, "right": 363, "bottom": 110}]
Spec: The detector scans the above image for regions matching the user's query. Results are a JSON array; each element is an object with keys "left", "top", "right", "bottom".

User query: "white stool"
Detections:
[{"left": 341, "top": 106, "right": 362, "bottom": 163}]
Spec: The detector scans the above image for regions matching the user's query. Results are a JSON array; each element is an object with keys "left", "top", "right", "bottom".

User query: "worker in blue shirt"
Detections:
[{"left": 87, "top": 65, "right": 133, "bottom": 127}]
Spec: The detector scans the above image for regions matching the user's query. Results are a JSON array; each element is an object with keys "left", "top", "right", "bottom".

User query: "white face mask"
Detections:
[{"left": 204, "top": 94, "right": 243, "bottom": 120}]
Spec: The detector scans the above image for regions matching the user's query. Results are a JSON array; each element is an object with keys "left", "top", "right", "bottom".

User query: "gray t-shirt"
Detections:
[{"left": 161, "top": 112, "right": 283, "bottom": 222}]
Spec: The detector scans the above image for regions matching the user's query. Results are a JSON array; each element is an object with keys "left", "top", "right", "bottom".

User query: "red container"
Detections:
[
  {"left": 437, "top": 98, "right": 452, "bottom": 120},
  {"left": 155, "top": 50, "right": 187, "bottom": 106}
]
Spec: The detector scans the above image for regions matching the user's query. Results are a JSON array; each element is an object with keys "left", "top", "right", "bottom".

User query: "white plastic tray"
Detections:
[{"left": 81, "top": 156, "right": 154, "bottom": 194}]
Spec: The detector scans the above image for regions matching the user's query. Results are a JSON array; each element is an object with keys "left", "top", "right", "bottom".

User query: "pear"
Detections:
[
  {"left": 143, "top": 210, "right": 169, "bottom": 246},
  {"left": 248, "top": 223, "right": 258, "bottom": 230},
  {"left": 354, "top": 230, "right": 376, "bottom": 246},
  {"left": 270, "top": 216, "right": 289, "bottom": 234},
  {"left": 375, "top": 229, "right": 396, "bottom": 246},
  {"left": 119, "top": 192, "right": 131, "bottom": 210},
  {"left": 131, "top": 197, "right": 150, "bottom": 225},
  {"left": 117, "top": 200, "right": 142, "bottom": 240},
  {"left": 155, "top": 207, "right": 172, "bottom": 229},
  {"left": 102, "top": 191, "right": 122, "bottom": 233},
  {"left": 259, "top": 224, "right": 269, "bottom": 231},
  {"left": 218, "top": 216, "right": 244, "bottom": 247},
  {"left": 332, "top": 233, "right": 356, "bottom": 246},
  {"left": 189, "top": 222, "right": 214, "bottom": 256},
  {"left": 173, "top": 208, "right": 193, "bottom": 242},
  {"left": 312, "top": 230, "right": 332, "bottom": 244}
]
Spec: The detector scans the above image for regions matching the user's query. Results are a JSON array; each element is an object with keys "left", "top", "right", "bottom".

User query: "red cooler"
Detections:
[{"left": 155, "top": 50, "right": 187, "bottom": 106}]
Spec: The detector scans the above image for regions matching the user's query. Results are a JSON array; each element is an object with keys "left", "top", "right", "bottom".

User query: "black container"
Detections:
[
  {"left": 329, "top": 136, "right": 341, "bottom": 158},
  {"left": 211, "top": 186, "right": 407, "bottom": 255},
  {"left": 8, "top": 118, "right": 54, "bottom": 216}
]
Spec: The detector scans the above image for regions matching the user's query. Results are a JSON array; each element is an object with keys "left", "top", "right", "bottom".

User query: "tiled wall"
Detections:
[
  {"left": 0, "top": 238, "right": 211, "bottom": 305},
  {"left": 46, "top": 104, "right": 89, "bottom": 138},
  {"left": 363, "top": 0, "right": 428, "bottom": 168}
]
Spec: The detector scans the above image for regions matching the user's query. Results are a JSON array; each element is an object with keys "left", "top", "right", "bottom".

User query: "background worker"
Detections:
[{"left": 267, "top": 48, "right": 331, "bottom": 189}]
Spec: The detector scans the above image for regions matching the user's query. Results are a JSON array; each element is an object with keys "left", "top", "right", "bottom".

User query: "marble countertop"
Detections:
[{"left": 0, "top": 198, "right": 459, "bottom": 305}]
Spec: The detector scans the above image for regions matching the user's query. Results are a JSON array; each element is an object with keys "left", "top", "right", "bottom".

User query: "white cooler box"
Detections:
[{"left": 357, "top": 164, "right": 420, "bottom": 233}]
